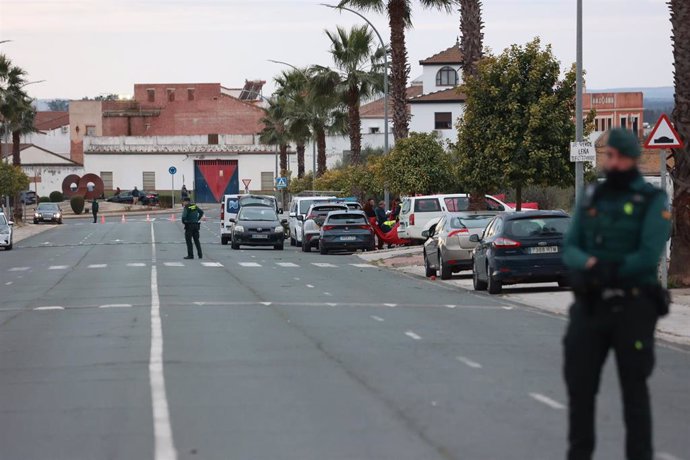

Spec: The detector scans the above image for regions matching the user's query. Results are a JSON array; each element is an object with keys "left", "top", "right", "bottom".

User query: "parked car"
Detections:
[
  {"left": 221, "top": 194, "right": 279, "bottom": 245},
  {"left": 471, "top": 210, "right": 571, "bottom": 294},
  {"left": 300, "top": 202, "right": 349, "bottom": 252},
  {"left": 20, "top": 190, "right": 37, "bottom": 205},
  {"left": 0, "top": 212, "right": 13, "bottom": 250},
  {"left": 287, "top": 196, "right": 337, "bottom": 247},
  {"left": 398, "top": 194, "right": 511, "bottom": 241},
  {"left": 33, "top": 203, "right": 63, "bottom": 224},
  {"left": 342, "top": 201, "right": 363, "bottom": 211},
  {"left": 423, "top": 212, "right": 496, "bottom": 279},
  {"left": 107, "top": 190, "right": 159, "bottom": 205},
  {"left": 318, "top": 210, "right": 375, "bottom": 254},
  {"left": 230, "top": 206, "right": 284, "bottom": 250}
]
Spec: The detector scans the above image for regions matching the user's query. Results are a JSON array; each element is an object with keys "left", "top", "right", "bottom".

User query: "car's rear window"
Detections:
[
  {"left": 414, "top": 199, "right": 441, "bottom": 212},
  {"left": 327, "top": 214, "right": 367, "bottom": 224},
  {"left": 505, "top": 216, "right": 571, "bottom": 238},
  {"left": 239, "top": 207, "right": 277, "bottom": 221},
  {"left": 450, "top": 215, "right": 494, "bottom": 229},
  {"left": 444, "top": 197, "right": 470, "bottom": 212},
  {"left": 240, "top": 196, "right": 275, "bottom": 209},
  {"left": 299, "top": 199, "right": 331, "bottom": 214},
  {"left": 311, "top": 206, "right": 346, "bottom": 216}
]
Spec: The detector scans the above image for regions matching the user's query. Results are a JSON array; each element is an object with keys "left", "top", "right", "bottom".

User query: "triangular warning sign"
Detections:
[{"left": 644, "top": 114, "right": 684, "bottom": 149}]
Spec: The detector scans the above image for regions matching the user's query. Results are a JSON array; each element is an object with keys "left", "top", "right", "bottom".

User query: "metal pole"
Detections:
[
  {"left": 660, "top": 150, "right": 668, "bottom": 287},
  {"left": 172, "top": 174, "right": 175, "bottom": 209},
  {"left": 575, "top": 0, "right": 584, "bottom": 202}
]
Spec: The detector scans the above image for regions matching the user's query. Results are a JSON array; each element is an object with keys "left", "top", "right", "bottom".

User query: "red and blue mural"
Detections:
[{"left": 194, "top": 160, "right": 239, "bottom": 203}]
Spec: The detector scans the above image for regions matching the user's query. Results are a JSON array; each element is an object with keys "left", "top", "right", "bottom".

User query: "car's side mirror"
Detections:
[
  {"left": 229, "top": 218, "right": 236, "bottom": 223},
  {"left": 289, "top": 212, "right": 296, "bottom": 218},
  {"left": 8, "top": 221, "right": 14, "bottom": 226},
  {"left": 421, "top": 230, "right": 429, "bottom": 239},
  {"left": 278, "top": 208, "right": 284, "bottom": 214},
  {"left": 469, "top": 234, "right": 480, "bottom": 243},
  {"left": 281, "top": 218, "right": 288, "bottom": 225},
  {"left": 296, "top": 215, "right": 304, "bottom": 222}
]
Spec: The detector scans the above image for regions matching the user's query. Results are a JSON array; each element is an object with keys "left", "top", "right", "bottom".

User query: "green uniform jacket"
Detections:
[
  {"left": 92, "top": 201, "right": 99, "bottom": 212},
  {"left": 182, "top": 203, "right": 204, "bottom": 224},
  {"left": 563, "top": 174, "right": 671, "bottom": 286}
]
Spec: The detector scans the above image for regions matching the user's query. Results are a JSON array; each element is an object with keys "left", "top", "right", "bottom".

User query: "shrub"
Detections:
[
  {"left": 158, "top": 195, "right": 173, "bottom": 209},
  {"left": 70, "top": 195, "right": 85, "bottom": 214},
  {"left": 38, "top": 196, "right": 51, "bottom": 203},
  {"left": 49, "top": 191, "right": 64, "bottom": 202}
]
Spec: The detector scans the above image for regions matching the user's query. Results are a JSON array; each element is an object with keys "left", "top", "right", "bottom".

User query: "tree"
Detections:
[
  {"left": 668, "top": 0, "right": 690, "bottom": 286},
  {"left": 316, "top": 25, "right": 385, "bottom": 164},
  {"left": 47, "top": 99, "right": 69, "bottom": 111},
  {"left": 455, "top": 39, "right": 582, "bottom": 210},
  {"left": 274, "top": 70, "right": 312, "bottom": 178},
  {"left": 380, "top": 132, "right": 455, "bottom": 195},
  {"left": 338, "top": 0, "right": 455, "bottom": 140},
  {"left": 259, "top": 98, "right": 291, "bottom": 175},
  {"left": 0, "top": 162, "right": 30, "bottom": 214},
  {"left": 459, "top": 0, "right": 484, "bottom": 79}
]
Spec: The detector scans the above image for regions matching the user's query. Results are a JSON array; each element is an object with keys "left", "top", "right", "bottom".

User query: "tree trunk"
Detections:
[
  {"left": 297, "top": 143, "right": 306, "bottom": 178},
  {"left": 11, "top": 130, "right": 21, "bottom": 166},
  {"left": 279, "top": 144, "right": 288, "bottom": 176},
  {"left": 515, "top": 184, "right": 522, "bottom": 211},
  {"left": 348, "top": 87, "right": 362, "bottom": 164},
  {"left": 459, "top": 0, "right": 484, "bottom": 79},
  {"left": 388, "top": 0, "right": 410, "bottom": 141},
  {"left": 316, "top": 128, "right": 327, "bottom": 177},
  {"left": 668, "top": 0, "right": 690, "bottom": 286}
]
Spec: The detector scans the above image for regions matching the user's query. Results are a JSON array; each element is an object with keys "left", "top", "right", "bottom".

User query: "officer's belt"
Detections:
[{"left": 601, "top": 287, "right": 641, "bottom": 300}]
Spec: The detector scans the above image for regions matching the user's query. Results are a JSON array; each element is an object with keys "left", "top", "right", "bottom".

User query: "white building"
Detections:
[{"left": 21, "top": 111, "right": 71, "bottom": 158}]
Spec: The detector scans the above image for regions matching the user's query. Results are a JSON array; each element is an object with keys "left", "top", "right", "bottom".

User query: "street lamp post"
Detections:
[
  {"left": 575, "top": 0, "right": 584, "bottom": 201},
  {"left": 322, "top": 3, "right": 390, "bottom": 208}
]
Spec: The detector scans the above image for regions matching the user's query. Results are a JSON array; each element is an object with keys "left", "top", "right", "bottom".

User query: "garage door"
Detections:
[{"left": 194, "top": 159, "right": 239, "bottom": 203}]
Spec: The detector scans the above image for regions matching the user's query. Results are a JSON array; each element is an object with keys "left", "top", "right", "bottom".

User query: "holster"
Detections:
[{"left": 642, "top": 284, "right": 671, "bottom": 317}]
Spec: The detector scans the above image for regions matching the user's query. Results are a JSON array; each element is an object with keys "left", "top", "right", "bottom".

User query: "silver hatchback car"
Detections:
[
  {"left": 0, "top": 213, "right": 14, "bottom": 250},
  {"left": 423, "top": 212, "right": 497, "bottom": 279}
]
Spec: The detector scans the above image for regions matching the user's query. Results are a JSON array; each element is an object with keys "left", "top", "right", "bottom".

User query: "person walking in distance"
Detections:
[
  {"left": 91, "top": 198, "right": 99, "bottom": 224},
  {"left": 182, "top": 196, "right": 204, "bottom": 259},
  {"left": 562, "top": 128, "right": 671, "bottom": 460},
  {"left": 132, "top": 186, "right": 140, "bottom": 206},
  {"left": 181, "top": 185, "right": 189, "bottom": 203}
]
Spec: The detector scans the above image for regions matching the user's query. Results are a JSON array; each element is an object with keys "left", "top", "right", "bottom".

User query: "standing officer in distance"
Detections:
[
  {"left": 91, "top": 197, "right": 99, "bottom": 224},
  {"left": 181, "top": 196, "right": 204, "bottom": 260},
  {"left": 562, "top": 128, "right": 671, "bottom": 460}
]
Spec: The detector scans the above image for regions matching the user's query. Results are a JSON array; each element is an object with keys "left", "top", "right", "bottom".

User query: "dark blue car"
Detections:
[{"left": 470, "top": 210, "right": 571, "bottom": 294}]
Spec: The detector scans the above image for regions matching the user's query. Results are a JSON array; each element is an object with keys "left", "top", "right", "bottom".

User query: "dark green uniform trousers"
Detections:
[
  {"left": 185, "top": 224, "right": 202, "bottom": 258},
  {"left": 563, "top": 296, "right": 658, "bottom": 460}
]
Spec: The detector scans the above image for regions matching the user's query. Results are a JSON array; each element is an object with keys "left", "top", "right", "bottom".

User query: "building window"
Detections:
[
  {"left": 167, "top": 88, "right": 175, "bottom": 102},
  {"left": 369, "top": 127, "right": 380, "bottom": 134},
  {"left": 621, "top": 116, "right": 627, "bottom": 130},
  {"left": 436, "top": 66, "right": 458, "bottom": 87},
  {"left": 147, "top": 88, "right": 155, "bottom": 102},
  {"left": 100, "top": 171, "right": 113, "bottom": 190},
  {"left": 631, "top": 116, "right": 639, "bottom": 137},
  {"left": 261, "top": 172, "right": 274, "bottom": 191},
  {"left": 208, "top": 134, "right": 219, "bottom": 145},
  {"left": 188, "top": 88, "right": 195, "bottom": 101},
  {"left": 142, "top": 172, "right": 156, "bottom": 190},
  {"left": 434, "top": 112, "right": 453, "bottom": 130},
  {"left": 85, "top": 125, "right": 96, "bottom": 136}
]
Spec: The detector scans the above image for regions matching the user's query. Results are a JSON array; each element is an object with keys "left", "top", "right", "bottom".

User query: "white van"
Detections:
[
  {"left": 221, "top": 194, "right": 279, "bottom": 245},
  {"left": 398, "top": 194, "right": 511, "bottom": 241},
  {"left": 287, "top": 196, "right": 337, "bottom": 246}
]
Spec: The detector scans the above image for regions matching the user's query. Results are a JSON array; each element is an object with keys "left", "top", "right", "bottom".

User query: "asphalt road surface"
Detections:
[{"left": 1, "top": 209, "right": 688, "bottom": 460}]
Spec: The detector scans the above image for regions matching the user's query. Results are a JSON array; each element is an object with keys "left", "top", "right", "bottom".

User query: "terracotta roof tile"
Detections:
[
  {"left": 419, "top": 44, "right": 463, "bottom": 65},
  {"left": 360, "top": 85, "right": 423, "bottom": 119},
  {"left": 34, "top": 111, "right": 69, "bottom": 131},
  {"left": 408, "top": 87, "right": 466, "bottom": 103}
]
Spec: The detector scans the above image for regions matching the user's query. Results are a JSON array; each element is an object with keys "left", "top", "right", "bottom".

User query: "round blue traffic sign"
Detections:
[{"left": 169, "top": 166, "right": 177, "bottom": 175}]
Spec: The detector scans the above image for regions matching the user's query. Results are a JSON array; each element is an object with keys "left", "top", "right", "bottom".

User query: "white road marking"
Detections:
[
  {"left": 201, "top": 262, "right": 223, "bottom": 267},
  {"left": 48, "top": 265, "right": 69, "bottom": 270},
  {"left": 656, "top": 453, "right": 683, "bottom": 460},
  {"left": 405, "top": 331, "right": 422, "bottom": 340},
  {"left": 371, "top": 315, "right": 384, "bottom": 322},
  {"left": 456, "top": 356, "right": 483, "bottom": 369},
  {"left": 149, "top": 224, "right": 178, "bottom": 459},
  {"left": 277, "top": 262, "right": 299, "bottom": 267},
  {"left": 4, "top": 281, "right": 12, "bottom": 285},
  {"left": 127, "top": 263, "right": 147, "bottom": 267},
  {"left": 88, "top": 264, "right": 107, "bottom": 269},
  {"left": 99, "top": 304, "right": 133, "bottom": 309},
  {"left": 384, "top": 303, "right": 397, "bottom": 308},
  {"left": 260, "top": 302, "right": 272, "bottom": 306},
  {"left": 293, "top": 277, "right": 300, "bottom": 281},
  {"left": 8, "top": 267, "right": 30, "bottom": 272},
  {"left": 193, "top": 302, "right": 206, "bottom": 306},
  {"left": 239, "top": 262, "right": 262, "bottom": 267},
  {"left": 350, "top": 263, "right": 374, "bottom": 268},
  {"left": 34, "top": 306, "right": 64, "bottom": 311},
  {"left": 324, "top": 292, "right": 332, "bottom": 296},
  {"left": 445, "top": 304, "right": 456, "bottom": 309},
  {"left": 163, "top": 262, "right": 184, "bottom": 267},
  {"left": 306, "top": 284, "right": 315, "bottom": 288},
  {"left": 529, "top": 392, "right": 565, "bottom": 410},
  {"left": 502, "top": 306, "right": 514, "bottom": 310},
  {"left": 312, "top": 262, "right": 337, "bottom": 268},
  {"left": 326, "top": 303, "right": 337, "bottom": 307}
]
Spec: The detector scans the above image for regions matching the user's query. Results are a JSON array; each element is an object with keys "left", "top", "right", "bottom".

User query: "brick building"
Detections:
[{"left": 584, "top": 92, "right": 644, "bottom": 138}]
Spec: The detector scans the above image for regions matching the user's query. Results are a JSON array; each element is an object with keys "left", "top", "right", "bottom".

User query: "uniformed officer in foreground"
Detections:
[
  {"left": 562, "top": 128, "right": 671, "bottom": 460},
  {"left": 181, "top": 197, "right": 204, "bottom": 260}
]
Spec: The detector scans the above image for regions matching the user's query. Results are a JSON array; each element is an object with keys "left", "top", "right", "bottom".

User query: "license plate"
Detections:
[
  {"left": 340, "top": 236, "right": 357, "bottom": 241},
  {"left": 251, "top": 234, "right": 268, "bottom": 239},
  {"left": 529, "top": 246, "right": 558, "bottom": 254}
]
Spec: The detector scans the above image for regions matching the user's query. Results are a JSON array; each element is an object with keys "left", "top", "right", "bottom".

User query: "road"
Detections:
[{"left": 1, "top": 209, "right": 688, "bottom": 460}]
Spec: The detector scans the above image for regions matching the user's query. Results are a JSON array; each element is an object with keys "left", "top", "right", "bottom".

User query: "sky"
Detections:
[{"left": 0, "top": 0, "right": 674, "bottom": 100}]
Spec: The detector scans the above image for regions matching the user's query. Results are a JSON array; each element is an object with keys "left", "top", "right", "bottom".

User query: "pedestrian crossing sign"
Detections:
[{"left": 275, "top": 177, "right": 288, "bottom": 189}]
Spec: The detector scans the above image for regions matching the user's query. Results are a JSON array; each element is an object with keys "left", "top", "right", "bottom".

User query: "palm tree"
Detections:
[
  {"left": 338, "top": 0, "right": 455, "bottom": 141},
  {"left": 274, "top": 70, "right": 312, "bottom": 178},
  {"left": 668, "top": 0, "right": 690, "bottom": 286},
  {"left": 459, "top": 0, "right": 483, "bottom": 79},
  {"left": 0, "top": 55, "right": 34, "bottom": 166},
  {"left": 316, "top": 25, "right": 385, "bottom": 164},
  {"left": 259, "top": 97, "right": 291, "bottom": 180}
]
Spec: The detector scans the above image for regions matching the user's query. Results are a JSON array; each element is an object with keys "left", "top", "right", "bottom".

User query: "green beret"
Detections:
[{"left": 607, "top": 128, "right": 641, "bottom": 158}]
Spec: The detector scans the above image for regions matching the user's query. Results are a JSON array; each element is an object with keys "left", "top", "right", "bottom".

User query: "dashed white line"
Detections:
[
  {"left": 456, "top": 356, "right": 483, "bottom": 369},
  {"left": 405, "top": 331, "right": 422, "bottom": 340},
  {"left": 312, "top": 262, "right": 337, "bottom": 268},
  {"left": 8, "top": 267, "right": 30, "bottom": 272},
  {"left": 88, "top": 264, "right": 107, "bottom": 269},
  {"left": 127, "top": 263, "right": 147, "bottom": 267},
  {"left": 239, "top": 262, "right": 262, "bottom": 267},
  {"left": 260, "top": 302, "right": 272, "bottom": 306},
  {"left": 99, "top": 304, "right": 133, "bottom": 309},
  {"left": 326, "top": 303, "right": 337, "bottom": 307},
  {"left": 306, "top": 284, "right": 315, "bottom": 288},
  {"left": 384, "top": 303, "right": 397, "bottom": 308},
  {"left": 49, "top": 265, "right": 69, "bottom": 270},
  {"left": 323, "top": 292, "right": 332, "bottom": 296},
  {"left": 163, "top": 262, "right": 184, "bottom": 267},
  {"left": 445, "top": 304, "right": 456, "bottom": 309},
  {"left": 529, "top": 392, "right": 565, "bottom": 410},
  {"left": 370, "top": 315, "right": 384, "bottom": 322},
  {"left": 5, "top": 281, "right": 13, "bottom": 285},
  {"left": 201, "top": 262, "right": 223, "bottom": 267},
  {"left": 350, "top": 263, "right": 374, "bottom": 268},
  {"left": 656, "top": 453, "right": 683, "bottom": 460},
  {"left": 277, "top": 262, "right": 299, "bottom": 267},
  {"left": 34, "top": 306, "right": 64, "bottom": 311},
  {"left": 502, "top": 306, "right": 514, "bottom": 310}
]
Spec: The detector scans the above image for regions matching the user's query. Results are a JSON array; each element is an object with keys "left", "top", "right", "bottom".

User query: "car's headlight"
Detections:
[
  {"left": 234, "top": 225, "right": 245, "bottom": 233},
  {"left": 55, "top": 213, "right": 61, "bottom": 218},
  {"left": 274, "top": 226, "right": 284, "bottom": 233},
  {"left": 34, "top": 213, "right": 39, "bottom": 217}
]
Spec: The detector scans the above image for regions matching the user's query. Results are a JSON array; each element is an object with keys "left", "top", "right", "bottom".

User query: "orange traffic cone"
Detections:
[
  {"left": 121, "top": 214, "right": 126, "bottom": 223},
  {"left": 101, "top": 215, "right": 105, "bottom": 224},
  {"left": 170, "top": 213, "right": 175, "bottom": 222},
  {"left": 146, "top": 214, "right": 151, "bottom": 222}
]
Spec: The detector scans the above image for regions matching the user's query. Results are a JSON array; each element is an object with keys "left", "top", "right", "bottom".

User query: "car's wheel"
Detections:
[
  {"left": 33, "top": 220, "right": 38, "bottom": 224},
  {"left": 290, "top": 236, "right": 296, "bottom": 246},
  {"left": 231, "top": 238, "right": 240, "bottom": 250},
  {"left": 487, "top": 264, "right": 502, "bottom": 294},
  {"left": 558, "top": 278, "right": 570, "bottom": 288},
  {"left": 5, "top": 243, "right": 12, "bottom": 251},
  {"left": 58, "top": 219, "right": 63, "bottom": 225},
  {"left": 439, "top": 251, "right": 452, "bottom": 280},
  {"left": 472, "top": 261, "right": 488, "bottom": 291},
  {"left": 424, "top": 251, "right": 436, "bottom": 278},
  {"left": 301, "top": 236, "right": 311, "bottom": 253},
  {"left": 221, "top": 236, "right": 229, "bottom": 246},
  {"left": 319, "top": 243, "right": 328, "bottom": 255},
  {"left": 274, "top": 243, "right": 284, "bottom": 251}
]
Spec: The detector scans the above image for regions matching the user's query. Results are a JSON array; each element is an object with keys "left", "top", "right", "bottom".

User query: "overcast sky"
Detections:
[{"left": 0, "top": 0, "right": 673, "bottom": 100}]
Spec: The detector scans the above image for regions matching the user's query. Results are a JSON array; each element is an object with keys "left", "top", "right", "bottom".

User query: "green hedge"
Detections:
[
  {"left": 158, "top": 195, "right": 173, "bottom": 209},
  {"left": 38, "top": 196, "right": 51, "bottom": 203},
  {"left": 49, "top": 191, "right": 64, "bottom": 202},
  {"left": 70, "top": 195, "right": 85, "bottom": 215}
]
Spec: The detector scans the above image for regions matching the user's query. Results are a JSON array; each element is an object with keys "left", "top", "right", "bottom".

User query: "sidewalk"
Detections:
[
  {"left": 360, "top": 247, "right": 690, "bottom": 346},
  {"left": 11, "top": 222, "right": 56, "bottom": 244}
]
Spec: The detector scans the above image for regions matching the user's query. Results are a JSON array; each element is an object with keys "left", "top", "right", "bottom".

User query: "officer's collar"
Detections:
[{"left": 628, "top": 171, "right": 647, "bottom": 191}]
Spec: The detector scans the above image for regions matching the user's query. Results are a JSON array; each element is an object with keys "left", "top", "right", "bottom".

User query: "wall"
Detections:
[
  {"left": 22, "top": 165, "right": 84, "bottom": 197},
  {"left": 422, "top": 64, "right": 462, "bottom": 94},
  {"left": 69, "top": 100, "right": 103, "bottom": 165},
  {"left": 409, "top": 103, "right": 465, "bottom": 144},
  {"left": 22, "top": 127, "right": 70, "bottom": 157}
]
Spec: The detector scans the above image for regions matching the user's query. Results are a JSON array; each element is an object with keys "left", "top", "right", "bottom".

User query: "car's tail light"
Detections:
[
  {"left": 448, "top": 228, "right": 469, "bottom": 238},
  {"left": 357, "top": 225, "right": 371, "bottom": 230},
  {"left": 322, "top": 225, "right": 335, "bottom": 231},
  {"left": 409, "top": 214, "right": 415, "bottom": 225},
  {"left": 220, "top": 202, "right": 224, "bottom": 221},
  {"left": 492, "top": 237, "right": 521, "bottom": 248}
]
